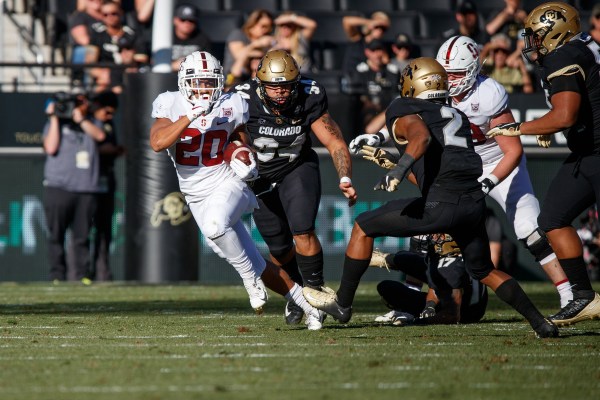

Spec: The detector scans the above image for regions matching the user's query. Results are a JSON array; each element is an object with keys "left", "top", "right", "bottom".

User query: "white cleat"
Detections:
[
  {"left": 243, "top": 277, "right": 268, "bottom": 314},
  {"left": 305, "top": 309, "right": 326, "bottom": 331},
  {"left": 374, "top": 310, "right": 415, "bottom": 326},
  {"left": 303, "top": 286, "right": 352, "bottom": 323}
]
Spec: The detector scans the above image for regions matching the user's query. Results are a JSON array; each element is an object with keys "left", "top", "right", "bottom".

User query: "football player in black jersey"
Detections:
[
  {"left": 487, "top": 2, "right": 600, "bottom": 326},
  {"left": 232, "top": 50, "right": 358, "bottom": 325},
  {"left": 304, "top": 57, "right": 558, "bottom": 338}
]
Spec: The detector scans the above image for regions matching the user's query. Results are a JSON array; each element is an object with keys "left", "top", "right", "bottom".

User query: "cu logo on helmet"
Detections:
[{"left": 540, "top": 10, "right": 566, "bottom": 26}]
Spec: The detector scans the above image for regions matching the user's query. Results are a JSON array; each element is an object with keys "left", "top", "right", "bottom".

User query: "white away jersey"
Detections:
[
  {"left": 452, "top": 75, "right": 509, "bottom": 164},
  {"left": 151, "top": 91, "right": 248, "bottom": 201}
]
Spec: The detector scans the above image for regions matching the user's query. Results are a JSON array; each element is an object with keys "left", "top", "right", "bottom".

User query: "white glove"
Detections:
[
  {"left": 230, "top": 158, "right": 259, "bottom": 181},
  {"left": 349, "top": 133, "right": 381, "bottom": 154},
  {"left": 536, "top": 135, "right": 551, "bottom": 148},
  {"left": 486, "top": 122, "right": 522, "bottom": 138},
  {"left": 186, "top": 105, "right": 207, "bottom": 122}
]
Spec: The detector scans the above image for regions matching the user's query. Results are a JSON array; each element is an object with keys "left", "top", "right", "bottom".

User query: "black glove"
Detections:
[
  {"left": 373, "top": 153, "right": 415, "bottom": 192},
  {"left": 420, "top": 300, "right": 437, "bottom": 319}
]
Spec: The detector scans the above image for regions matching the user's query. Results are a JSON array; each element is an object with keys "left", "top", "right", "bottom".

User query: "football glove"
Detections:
[
  {"left": 349, "top": 133, "right": 381, "bottom": 154},
  {"left": 373, "top": 153, "right": 415, "bottom": 192},
  {"left": 186, "top": 105, "right": 207, "bottom": 122},
  {"left": 420, "top": 301, "right": 437, "bottom": 319},
  {"left": 359, "top": 145, "right": 398, "bottom": 170},
  {"left": 230, "top": 158, "right": 259, "bottom": 181},
  {"left": 536, "top": 135, "right": 551, "bottom": 148},
  {"left": 486, "top": 122, "right": 522, "bottom": 138},
  {"left": 480, "top": 175, "right": 499, "bottom": 196}
]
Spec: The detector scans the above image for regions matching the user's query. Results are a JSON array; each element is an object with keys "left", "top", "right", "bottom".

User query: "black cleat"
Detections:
[
  {"left": 284, "top": 301, "right": 304, "bottom": 325},
  {"left": 533, "top": 318, "right": 559, "bottom": 339}
]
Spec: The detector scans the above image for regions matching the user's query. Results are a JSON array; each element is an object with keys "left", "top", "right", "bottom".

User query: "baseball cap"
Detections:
[
  {"left": 366, "top": 39, "right": 386, "bottom": 51},
  {"left": 457, "top": 0, "right": 477, "bottom": 15},
  {"left": 395, "top": 33, "right": 412, "bottom": 48},
  {"left": 175, "top": 4, "right": 199, "bottom": 22}
]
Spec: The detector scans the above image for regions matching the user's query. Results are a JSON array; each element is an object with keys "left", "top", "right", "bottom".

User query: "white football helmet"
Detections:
[
  {"left": 178, "top": 51, "right": 224, "bottom": 111},
  {"left": 436, "top": 36, "right": 481, "bottom": 96}
]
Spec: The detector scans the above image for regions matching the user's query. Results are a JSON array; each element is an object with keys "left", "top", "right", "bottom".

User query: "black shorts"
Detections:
[
  {"left": 538, "top": 153, "right": 600, "bottom": 231},
  {"left": 356, "top": 193, "right": 494, "bottom": 281},
  {"left": 251, "top": 154, "right": 322, "bottom": 256}
]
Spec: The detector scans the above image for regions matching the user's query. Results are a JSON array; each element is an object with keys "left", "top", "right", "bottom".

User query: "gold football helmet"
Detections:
[
  {"left": 399, "top": 57, "right": 448, "bottom": 101},
  {"left": 522, "top": 2, "right": 580, "bottom": 64},
  {"left": 255, "top": 49, "right": 300, "bottom": 111}
]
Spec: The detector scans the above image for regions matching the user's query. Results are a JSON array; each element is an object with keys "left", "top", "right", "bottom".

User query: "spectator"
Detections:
[
  {"left": 223, "top": 9, "right": 274, "bottom": 78},
  {"left": 70, "top": 0, "right": 103, "bottom": 47},
  {"left": 225, "top": 48, "right": 265, "bottom": 90},
  {"left": 171, "top": 3, "right": 212, "bottom": 72},
  {"left": 440, "top": 0, "right": 489, "bottom": 47},
  {"left": 43, "top": 92, "right": 106, "bottom": 283},
  {"left": 485, "top": 0, "right": 528, "bottom": 43},
  {"left": 88, "top": 0, "right": 148, "bottom": 93},
  {"left": 89, "top": 91, "right": 124, "bottom": 282},
  {"left": 341, "top": 11, "right": 390, "bottom": 74},
  {"left": 344, "top": 39, "right": 399, "bottom": 130},
  {"left": 389, "top": 33, "right": 416, "bottom": 72},
  {"left": 271, "top": 12, "right": 317, "bottom": 74},
  {"left": 481, "top": 33, "right": 534, "bottom": 94},
  {"left": 589, "top": 4, "right": 600, "bottom": 44}
]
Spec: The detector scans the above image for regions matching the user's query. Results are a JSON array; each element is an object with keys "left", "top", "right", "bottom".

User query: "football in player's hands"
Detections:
[{"left": 224, "top": 140, "right": 254, "bottom": 165}]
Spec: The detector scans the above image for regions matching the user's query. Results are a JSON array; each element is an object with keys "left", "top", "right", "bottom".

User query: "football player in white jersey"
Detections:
[
  {"left": 349, "top": 36, "right": 573, "bottom": 310},
  {"left": 149, "top": 51, "right": 324, "bottom": 329}
]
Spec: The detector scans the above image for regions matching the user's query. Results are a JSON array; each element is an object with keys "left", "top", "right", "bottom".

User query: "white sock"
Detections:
[
  {"left": 556, "top": 280, "right": 573, "bottom": 308},
  {"left": 285, "top": 284, "right": 315, "bottom": 315}
]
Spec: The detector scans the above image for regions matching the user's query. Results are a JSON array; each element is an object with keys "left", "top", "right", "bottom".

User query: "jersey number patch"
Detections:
[{"left": 175, "top": 128, "right": 227, "bottom": 167}]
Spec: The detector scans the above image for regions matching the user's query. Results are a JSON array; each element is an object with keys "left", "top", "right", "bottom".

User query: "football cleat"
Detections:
[
  {"left": 243, "top": 277, "right": 268, "bottom": 314},
  {"left": 549, "top": 292, "right": 600, "bottom": 326},
  {"left": 284, "top": 300, "right": 304, "bottom": 325},
  {"left": 369, "top": 249, "right": 390, "bottom": 271},
  {"left": 303, "top": 287, "right": 352, "bottom": 323},
  {"left": 533, "top": 318, "right": 559, "bottom": 339},
  {"left": 374, "top": 310, "right": 415, "bottom": 326},
  {"left": 305, "top": 309, "right": 326, "bottom": 331}
]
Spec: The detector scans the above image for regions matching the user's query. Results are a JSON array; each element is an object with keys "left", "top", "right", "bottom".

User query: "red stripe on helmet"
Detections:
[
  {"left": 444, "top": 36, "right": 460, "bottom": 65},
  {"left": 200, "top": 52, "right": 207, "bottom": 70}
]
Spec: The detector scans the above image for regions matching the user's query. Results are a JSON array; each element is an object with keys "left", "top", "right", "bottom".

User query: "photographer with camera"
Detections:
[{"left": 43, "top": 92, "right": 106, "bottom": 283}]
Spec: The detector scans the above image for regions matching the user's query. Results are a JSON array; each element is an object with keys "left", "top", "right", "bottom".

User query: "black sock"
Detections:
[
  {"left": 494, "top": 279, "right": 545, "bottom": 328},
  {"left": 297, "top": 250, "right": 324, "bottom": 289},
  {"left": 280, "top": 258, "right": 303, "bottom": 286},
  {"left": 336, "top": 256, "right": 370, "bottom": 308},
  {"left": 377, "top": 280, "right": 426, "bottom": 316},
  {"left": 559, "top": 257, "right": 594, "bottom": 300}
]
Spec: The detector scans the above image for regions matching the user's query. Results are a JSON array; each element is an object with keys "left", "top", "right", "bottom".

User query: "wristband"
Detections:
[
  {"left": 375, "top": 129, "right": 390, "bottom": 144},
  {"left": 487, "top": 174, "right": 500, "bottom": 185},
  {"left": 340, "top": 176, "right": 352, "bottom": 185}
]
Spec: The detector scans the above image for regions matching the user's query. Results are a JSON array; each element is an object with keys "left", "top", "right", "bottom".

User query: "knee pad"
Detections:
[{"left": 520, "top": 227, "right": 554, "bottom": 263}]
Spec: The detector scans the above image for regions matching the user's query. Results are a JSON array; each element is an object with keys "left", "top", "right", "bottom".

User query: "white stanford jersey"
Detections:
[
  {"left": 151, "top": 91, "right": 248, "bottom": 201},
  {"left": 451, "top": 75, "right": 508, "bottom": 165}
]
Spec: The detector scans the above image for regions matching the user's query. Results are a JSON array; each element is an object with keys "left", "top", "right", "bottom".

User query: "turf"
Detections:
[{"left": 0, "top": 282, "right": 598, "bottom": 400}]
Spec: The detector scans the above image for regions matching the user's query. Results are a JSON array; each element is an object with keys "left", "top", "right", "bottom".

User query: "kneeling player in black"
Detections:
[
  {"left": 487, "top": 2, "right": 600, "bottom": 326},
  {"left": 232, "top": 50, "right": 358, "bottom": 325},
  {"left": 371, "top": 235, "right": 488, "bottom": 326},
  {"left": 304, "top": 57, "right": 557, "bottom": 338}
]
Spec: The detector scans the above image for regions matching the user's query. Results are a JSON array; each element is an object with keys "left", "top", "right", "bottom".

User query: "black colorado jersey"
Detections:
[
  {"left": 385, "top": 97, "right": 483, "bottom": 198},
  {"left": 539, "top": 33, "right": 600, "bottom": 155},
  {"left": 233, "top": 77, "right": 328, "bottom": 182}
]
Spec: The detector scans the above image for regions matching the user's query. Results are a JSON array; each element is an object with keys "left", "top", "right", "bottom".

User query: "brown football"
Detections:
[{"left": 224, "top": 140, "right": 253, "bottom": 165}]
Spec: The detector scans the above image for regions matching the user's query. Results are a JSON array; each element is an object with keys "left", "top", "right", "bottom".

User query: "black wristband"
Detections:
[
  {"left": 388, "top": 152, "right": 415, "bottom": 181},
  {"left": 376, "top": 131, "right": 386, "bottom": 143}
]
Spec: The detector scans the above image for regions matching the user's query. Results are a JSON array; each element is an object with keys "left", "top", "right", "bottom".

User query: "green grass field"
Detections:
[{"left": 0, "top": 282, "right": 598, "bottom": 400}]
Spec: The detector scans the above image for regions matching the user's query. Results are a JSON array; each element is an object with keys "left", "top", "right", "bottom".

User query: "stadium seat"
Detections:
[
  {"left": 46, "top": 0, "right": 77, "bottom": 71},
  {"left": 418, "top": 10, "right": 460, "bottom": 40},
  {"left": 338, "top": 0, "right": 397, "bottom": 14},
  {"left": 473, "top": 0, "right": 506, "bottom": 18},
  {"left": 308, "top": 12, "right": 350, "bottom": 43},
  {"left": 222, "top": 0, "right": 280, "bottom": 13},
  {"left": 399, "top": 0, "right": 455, "bottom": 12},
  {"left": 385, "top": 11, "right": 422, "bottom": 41},
  {"left": 175, "top": 0, "right": 222, "bottom": 12},
  {"left": 280, "top": 0, "right": 338, "bottom": 12},
  {"left": 196, "top": 11, "right": 244, "bottom": 43}
]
